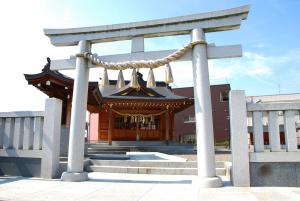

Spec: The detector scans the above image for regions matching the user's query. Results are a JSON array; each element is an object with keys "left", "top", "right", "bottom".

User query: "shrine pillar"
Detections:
[
  {"left": 191, "top": 29, "right": 222, "bottom": 187},
  {"left": 108, "top": 108, "right": 112, "bottom": 145},
  {"left": 136, "top": 116, "right": 140, "bottom": 141},
  {"left": 61, "top": 40, "right": 91, "bottom": 182},
  {"left": 165, "top": 110, "right": 170, "bottom": 145}
]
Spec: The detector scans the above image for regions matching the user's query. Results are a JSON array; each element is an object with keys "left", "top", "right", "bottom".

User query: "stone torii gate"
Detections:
[{"left": 44, "top": 5, "right": 249, "bottom": 187}]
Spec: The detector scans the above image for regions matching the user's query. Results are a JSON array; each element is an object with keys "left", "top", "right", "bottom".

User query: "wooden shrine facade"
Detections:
[{"left": 25, "top": 59, "right": 193, "bottom": 143}]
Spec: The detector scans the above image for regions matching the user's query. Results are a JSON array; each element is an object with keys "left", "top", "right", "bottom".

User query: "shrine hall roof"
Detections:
[
  {"left": 99, "top": 72, "right": 193, "bottom": 102},
  {"left": 100, "top": 86, "right": 191, "bottom": 101},
  {"left": 24, "top": 58, "right": 193, "bottom": 108}
]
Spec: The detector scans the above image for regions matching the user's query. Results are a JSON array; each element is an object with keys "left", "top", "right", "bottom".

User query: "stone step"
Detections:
[
  {"left": 87, "top": 146, "right": 194, "bottom": 150},
  {"left": 112, "top": 141, "right": 169, "bottom": 146},
  {"left": 88, "top": 154, "right": 130, "bottom": 160},
  {"left": 89, "top": 160, "right": 225, "bottom": 169},
  {"left": 85, "top": 165, "right": 226, "bottom": 176},
  {"left": 87, "top": 149, "right": 195, "bottom": 155},
  {"left": 88, "top": 150, "right": 127, "bottom": 155},
  {"left": 90, "top": 160, "right": 196, "bottom": 168}
]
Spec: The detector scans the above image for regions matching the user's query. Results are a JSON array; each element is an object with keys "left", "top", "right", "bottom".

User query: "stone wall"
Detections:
[
  {"left": 250, "top": 162, "right": 300, "bottom": 187},
  {"left": 0, "top": 157, "right": 41, "bottom": 177}
]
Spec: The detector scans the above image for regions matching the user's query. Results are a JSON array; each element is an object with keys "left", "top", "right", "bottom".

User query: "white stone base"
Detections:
[
  {"left": 61, "top": 171, "right": 88, "bottom": 182},
  {"left": 199, "top": 176, "right": 223, "bottom": 188}
]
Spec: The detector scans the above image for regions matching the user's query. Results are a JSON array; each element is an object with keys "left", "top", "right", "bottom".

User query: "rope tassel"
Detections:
[
  {"left": 147, "top": 68, "right": 156, "bottom": 88},
  {"left": 129, "top": 68, "right": 139, "bottom": 88},
  {"left": 116, "top": 70, "right": 125, "bottom": 88},
  {"left": 101, "top": 68, "right": 109, "bottom": 87},
  {"left": 165, "top": 63, "right": 174, "bottom": 84}
]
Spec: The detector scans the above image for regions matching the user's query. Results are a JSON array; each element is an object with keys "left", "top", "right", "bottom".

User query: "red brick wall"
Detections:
[{"left": 172, "top": 84, "right": 230, "bottom": 143}]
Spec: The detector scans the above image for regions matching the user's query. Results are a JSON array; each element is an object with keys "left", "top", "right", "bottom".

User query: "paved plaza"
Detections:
[{"left": 0, "top": 173, "right": 299, "bottom": 201}]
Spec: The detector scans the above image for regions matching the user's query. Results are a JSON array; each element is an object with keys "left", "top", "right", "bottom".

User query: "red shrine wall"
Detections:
[
  {"left": 88, "top": 110, "right": 174, "bottom": 142},
  {"left": 99, "top": 110, "right": 109, "bottom": 140}
]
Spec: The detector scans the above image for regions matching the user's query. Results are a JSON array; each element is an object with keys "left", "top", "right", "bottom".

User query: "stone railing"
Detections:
[
  {"left": 230, "top": 90, "right": 300, "bottom": 187},
  {"left": 0, "top": 98, "right": 62, "bottom": 179},
  {"left": 247, "top": 101, "right": 299, "bottom": 160}
]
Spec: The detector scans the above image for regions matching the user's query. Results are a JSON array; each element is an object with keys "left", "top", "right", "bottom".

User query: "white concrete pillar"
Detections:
[
  {"left": 229, "top": 90, "right": 250, "bottom": 187},
  {"left": 191, "top": 28, "right": 222, "bottom": 188},
  {"left": 61, "top": 40, "right": 91, "bottom": 182},
  {"left": 33, "top": 117, "right": 43, "bottom": 150},
  {"left": 253, "top": 111, "right": 264, "bottom": 152},
  {"left": 284, "top": 111, "right": 297, "bottom": 152},
  {"left": 3, "top": 118, "right": 14, "bottom": 149},
  {"left": 41, "top": 98, "right": 62, "bottom": 179},
  {"left": 13, "top": 118, "right": 24, "bottom": 149},
  {"left": 23, "top": 117, "right": 34, "bottom": 150},
  {"left": 131, "top": 37, "right": 144, "bottom": 53},
  {"left": 268, "top": 111, "right": 281, "bottom": 151}
]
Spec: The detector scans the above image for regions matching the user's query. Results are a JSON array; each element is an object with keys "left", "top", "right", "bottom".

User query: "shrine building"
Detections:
[{"left": 24, "top": 59, "right": 193, "bottom": 145}]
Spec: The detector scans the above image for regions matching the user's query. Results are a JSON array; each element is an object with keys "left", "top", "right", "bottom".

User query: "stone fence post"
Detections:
[
  {"left": 41, "top": 98, "right": 62, "bottom": 179},
  {"left": 229, "top": 90, "right": 250, "bottom": 186}
]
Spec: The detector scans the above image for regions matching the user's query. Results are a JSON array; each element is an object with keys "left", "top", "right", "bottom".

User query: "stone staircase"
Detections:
[
  {"left": 85, "top": 159, "right": 227, "bottom": 176},
  {"left": 87, "top": 141, "right": 196, "bottom": 156},
  {"left": 85, "top": 141, "right": 229, "bottom": 177}
]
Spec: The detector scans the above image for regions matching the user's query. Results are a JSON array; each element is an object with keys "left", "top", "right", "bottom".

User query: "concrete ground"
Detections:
[
  {"left": 175, "top": 153, "right": 231, "bottom": 161},
  {"left": 0, "top": 173, "right": 300, "bottom": 201}
]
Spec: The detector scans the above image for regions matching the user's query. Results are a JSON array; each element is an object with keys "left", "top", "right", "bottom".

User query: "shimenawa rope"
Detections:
[{"left": 76, "top": 40, "right": 206, "bottom": 70}]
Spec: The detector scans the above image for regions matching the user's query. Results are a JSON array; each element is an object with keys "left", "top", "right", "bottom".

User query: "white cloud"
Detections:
[{"left": 208, "top": 51, "right": 272, "bottom": 81}]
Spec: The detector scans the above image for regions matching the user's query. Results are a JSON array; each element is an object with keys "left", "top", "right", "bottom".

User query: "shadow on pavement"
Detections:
[{"left": 0, "top": 176, "right": 24, "bottom": 185}]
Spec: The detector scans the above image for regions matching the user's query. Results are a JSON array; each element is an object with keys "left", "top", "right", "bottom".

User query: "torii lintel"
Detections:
[{"left": 44, "top": 5, "right": 250, "bottom": 46}]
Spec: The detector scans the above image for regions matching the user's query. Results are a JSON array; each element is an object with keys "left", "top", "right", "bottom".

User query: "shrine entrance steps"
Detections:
[
  {"left": 87, "top": 141, "right": 196, "bottom": 155},
  {"left": 84, "top": 159, "right": 227, "bottom": 176},
  {"left": 85, "top": 141, "right": 229, "bottom": 177}
]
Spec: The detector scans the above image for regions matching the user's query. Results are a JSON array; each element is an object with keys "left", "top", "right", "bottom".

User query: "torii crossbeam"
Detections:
[{"left": 44, "top": 5, "right": 250, "bottom": 187}]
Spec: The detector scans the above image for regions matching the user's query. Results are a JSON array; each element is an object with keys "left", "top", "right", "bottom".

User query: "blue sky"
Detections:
[{"left": 0, "top": 0, "right": 299, "bottom": 111}]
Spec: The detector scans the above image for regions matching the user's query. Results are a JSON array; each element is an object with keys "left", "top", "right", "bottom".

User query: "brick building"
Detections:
[{"left": 173, "top": 84, "right": 230, "bottom": 144}]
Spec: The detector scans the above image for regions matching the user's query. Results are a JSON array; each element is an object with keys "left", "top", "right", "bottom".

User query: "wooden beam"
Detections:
[{"left": 50, "top": 45, "right": 242, "bottom": 70}]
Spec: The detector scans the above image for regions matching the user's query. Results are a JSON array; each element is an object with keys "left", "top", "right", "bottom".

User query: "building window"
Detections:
[
  {"left": 184, "top": 115, "right": 195, "bottom": 123},
  {"left": 220, "top": 91, "right": 229, "bottom": 102},
  {"left": 183, "top": 134, "right": 196, "bottom": 144}
]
